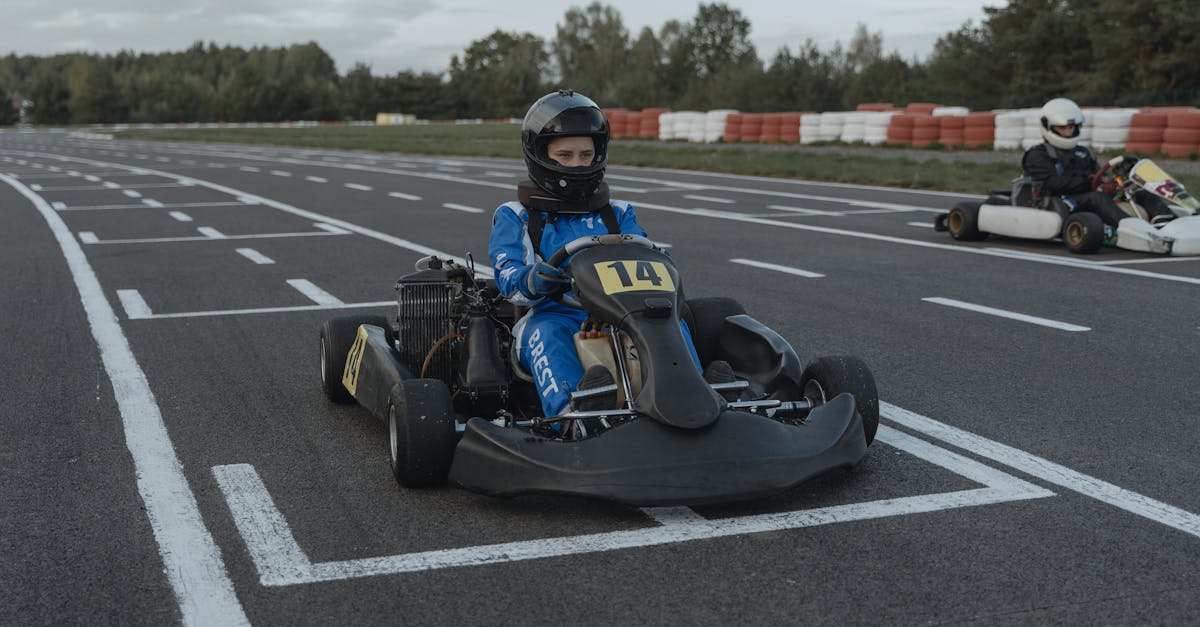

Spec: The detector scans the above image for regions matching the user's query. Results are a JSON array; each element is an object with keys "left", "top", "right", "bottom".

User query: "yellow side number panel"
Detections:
[
  {"left": 593, "top": 260, "right": 675, "bottom": 295},
  {"left": 342, "top": 325, "right": 369, "bottom": 396}
]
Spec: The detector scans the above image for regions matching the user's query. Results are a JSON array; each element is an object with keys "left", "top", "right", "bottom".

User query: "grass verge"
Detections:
[{"left": 113, "top": 124, "right": 1197, "bottom": 194}]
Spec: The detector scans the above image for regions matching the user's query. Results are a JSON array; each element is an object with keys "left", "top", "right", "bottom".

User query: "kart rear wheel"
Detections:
[
  {"left": 388, "top": 379, "right": 456, "bottom": 488},
  {"left": 320, "top": 315, "right": 389, "bottom": 404},
  {"left": 948, "top": 202, "right": 987, "bottom": 241},
  {"left": 1063, "top": 212, "right": 1104, "bottom": 254},
  {"left": 801, "top": 356, "right": 879, "bottom": 446},
  {"left": 684, "top": 297, "right": 747, "bottom": 367}
]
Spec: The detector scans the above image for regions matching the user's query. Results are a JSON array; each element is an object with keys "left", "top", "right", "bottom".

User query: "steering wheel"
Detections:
[
  {"left": 1090, "top": 155, "right": 1126, "bottom": 190},
  {"left": 546, "top": 233, "right": 658, "bottom": 267},
  {"left": 543, "top": 233, "right": 659, "bottom": 308}
]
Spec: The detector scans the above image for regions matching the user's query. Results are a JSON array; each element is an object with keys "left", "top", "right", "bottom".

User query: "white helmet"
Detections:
[{"left": 1040, "top": 98, "right": 1084, "bottom": 149}]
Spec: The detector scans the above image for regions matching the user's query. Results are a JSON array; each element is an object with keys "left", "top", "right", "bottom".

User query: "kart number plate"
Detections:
[
  {"left": 593, "top": 260, "right": 675, "bottom": 295},
  {"left": 342, "top": 325, "right": 369, "bottom": 396}
]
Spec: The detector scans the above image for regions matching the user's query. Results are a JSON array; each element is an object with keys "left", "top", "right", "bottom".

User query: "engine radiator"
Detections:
[{"left": 395, "top": 280, "right": 462, "bottom": 382}]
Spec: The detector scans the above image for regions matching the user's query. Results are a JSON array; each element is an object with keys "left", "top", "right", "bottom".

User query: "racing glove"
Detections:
[{"left": 515, "top": 261, "right": 569, "bottom": 298}]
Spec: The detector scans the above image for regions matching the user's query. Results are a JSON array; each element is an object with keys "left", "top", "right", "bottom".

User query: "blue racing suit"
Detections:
[{"left": 488, "top": 199, "right": 700, "bottom": 416}]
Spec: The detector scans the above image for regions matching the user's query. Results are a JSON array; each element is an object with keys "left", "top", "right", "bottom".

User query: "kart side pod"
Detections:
[{"left": 977, "top": 203, "right": 1062, "bottom": 239}]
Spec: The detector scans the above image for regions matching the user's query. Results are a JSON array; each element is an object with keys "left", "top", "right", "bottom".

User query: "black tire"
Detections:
[
  {"left": 388, "top": 379, "right": 457, "bottom": 488},
  {"left": 800, "top": 356, "right": 879, "bottom": 446},
  {"left": 683, "top": 296, "right": 747, "bottom": 367},
  {"left": 947, "top": 201, "right": 987, "bottom": 241},
  {"left": 320, "top": 315, "right": 389, "bottom": 404},
  {"left": 1062, "top": 212, "right": 1104, "bottom": 254}
]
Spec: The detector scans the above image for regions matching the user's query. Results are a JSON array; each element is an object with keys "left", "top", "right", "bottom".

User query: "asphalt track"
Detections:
[{"left": 2, "top": 128, "right": 1198, "bottom": 625}]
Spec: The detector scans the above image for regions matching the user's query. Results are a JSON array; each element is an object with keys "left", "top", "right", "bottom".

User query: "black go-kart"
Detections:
[{"left": 320, "top": 234, "right": 878, "bottom": 506}]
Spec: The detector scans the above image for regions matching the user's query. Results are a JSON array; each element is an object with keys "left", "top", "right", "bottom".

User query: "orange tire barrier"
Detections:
[
  {"left": 938, "top": 116, "right": 966, "bottom": 146},
  {"left": 741, "top": 113, "right": 764, "bottom": 143},
  {"left": 886, "top": 114, "right": 916, "bottom": 145},
  {"left": 779, "top": 112, "right": 801, "bottom": 143},
  {"left": 723, "top": 113, "right": 743, "bottom": 142},
  {"left": 905, "top": 102, "right": 940, "bottom": 116},
  {"left": 760, "top": 113, "right": 783, "bottom": 144},
  {"left": 639, "top": 108, "right": 669, "bottom": 139}
]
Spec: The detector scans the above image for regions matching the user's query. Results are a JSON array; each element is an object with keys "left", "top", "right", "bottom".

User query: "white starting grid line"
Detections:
[
  {"left": 76, "top": 222, "right": 351, "bottom": 246},
  {"left": 214, "top": 423, "right": 1055, "bottom": 586}
]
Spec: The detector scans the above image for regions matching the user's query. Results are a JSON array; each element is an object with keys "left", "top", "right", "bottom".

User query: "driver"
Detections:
[
  {"left": 488, "top": 89, "right": 703, "bottom": 417},
  {"left": 1022, "top": 97, "right": 1172, "bottom": 227}
]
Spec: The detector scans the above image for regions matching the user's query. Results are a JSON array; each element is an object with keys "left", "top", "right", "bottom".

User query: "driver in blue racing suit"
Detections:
[{"left": 488, "top": 89, "right": 701, "bottom": 417}]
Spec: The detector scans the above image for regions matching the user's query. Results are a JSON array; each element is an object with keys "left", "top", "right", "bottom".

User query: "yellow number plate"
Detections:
[
  {"left": 594, "top": 260, "right": 675, "bottom": 294},
  {"left": 342, "top": 325, "right": 369, "bottom": 396}
]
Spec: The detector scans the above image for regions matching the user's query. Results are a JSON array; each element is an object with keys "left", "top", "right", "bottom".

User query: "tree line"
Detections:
[{"left": 1, "top": 0, "right": 1197, "bottom": 126}]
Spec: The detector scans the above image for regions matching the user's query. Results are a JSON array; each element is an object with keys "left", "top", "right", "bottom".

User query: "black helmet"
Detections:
[{"left": 522, "top": 89, "right": 609, "bottom": 203}]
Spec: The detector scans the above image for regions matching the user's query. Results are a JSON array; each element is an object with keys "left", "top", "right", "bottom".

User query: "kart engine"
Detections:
[{"left": 394, "top": 257, "right": 509, "bottom": 413}]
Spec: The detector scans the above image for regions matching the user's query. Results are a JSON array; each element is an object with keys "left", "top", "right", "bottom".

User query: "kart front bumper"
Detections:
[{"left": 447, "top": 393, "right": 867, "bottom": 506}]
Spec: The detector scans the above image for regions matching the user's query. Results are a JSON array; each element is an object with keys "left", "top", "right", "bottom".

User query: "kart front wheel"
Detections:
[
  {"left": 1062, "top": 212, "right": 1104, "bottom": 254},
  {"left": 320, "top": 315, "right": 389, "bottom": 403},
  {"left": 388, "top": 379, "right": 456, "bottom": 488},
  {"left": 948, "top": 202, "right": 987, "bottom": 241},
  {"left": 801, "top": 356, "right": 879, "bottom": 446}
]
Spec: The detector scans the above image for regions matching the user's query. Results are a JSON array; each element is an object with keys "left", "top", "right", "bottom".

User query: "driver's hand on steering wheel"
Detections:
[{"left": 516, "top": 261, "right": 570, "bottom": 298}]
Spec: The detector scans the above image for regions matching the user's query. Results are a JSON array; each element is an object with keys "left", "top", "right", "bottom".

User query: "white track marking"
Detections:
[
  {"left": 103, "top": 181, "right": 121, "bottom": 188},
  {"left": 908, "top": 221, "right": 934, "bottom": 228},
  {"left": 344, "top": 183, "right": 372, "bottom": 191},
  {"left": 116, "top": 289, "right": 153, "bottom": 320},
  {"left": 388, "top": 191, "right": 422, "bottom": 201},
  {"left": 142, "top": 199, "right": 163, "bottom": 208},
  {"left": 683, "top": 194, "right": 735, "bottom": 204},
  {"left": 767, "top": 204, "right": 844, "bottom": 216},
  {"left": 442, "top": 202, "right": 484, "bottom": 214},
  {"left": 1, "top": 174, "right": 248, "bottom": 625},
  {"left": 1092, "top": 256, "right": 1200, "bottom": 266},
  {"left": 51, "top": 201, "right": 66, "bottom": 210},
  {"left": 214, "top": 425, "right": 1052, "bottom": 585},
  {"left": 239, "top": 166, "right": 260, "bottom": 172},
  {"left": 122, "top": 189, "right": 142, "bottom": 198},
  {"left": 73, "top": 229, "right": 348, "bottom": 245},
  {"left": 922, "top": 297, "right": 1090, "bottom": 332},
  {"left": 730, "top": 258, "right": 824, "bottom": 278},
  {"left": 197, "top": 227, "right": 226, "bottom": 239},
  {"left": 168, "top": 211, "right": 193, "bottom": 222},
  {"left": 30, "top": 183, "right": 42, "bottom": 190},
  {"left": 305, "top": 175, "right": 327, "bottom": 183},
  {"left": 235, "top": 248, "right": 275, "bottom": 265},
  {"left": 629, "top": 201, "right": 1200, "bottom": 286},
  {"left": 59, "top": 201, "right": 254, "bottom": 212},
  {"left": 85, "top": 175, "right": 101, "bottom": 182},
  {"left": 127, "top": 300, "right": 395, "bottom": 320},
  {"left": 313, "top": 222, "right": 351, "bottom": 234},
  {"left": 286, "top": 279, "right": 344, "bottom": 306},
  {"left": 270, "top": 170, "right": 292, "bottom": 177},
  {"left": 883, "top": 402, "right": 1200, "bottom": 540}
]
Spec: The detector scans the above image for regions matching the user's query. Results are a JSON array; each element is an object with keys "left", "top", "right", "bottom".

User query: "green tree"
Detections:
[
  {"left": 554, "top": 2, "right": 629, "bottom": 104},
  {"left": 449, "top": 30, "right": 549, "bottom": 118}
]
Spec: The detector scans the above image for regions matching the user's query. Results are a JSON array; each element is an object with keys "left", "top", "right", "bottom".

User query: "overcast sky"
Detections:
[{"left": 3, "top": 0, "right": 1001, "bottom": 75}]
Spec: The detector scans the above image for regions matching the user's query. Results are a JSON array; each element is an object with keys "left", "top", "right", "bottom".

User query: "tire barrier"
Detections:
[
  {"left": 1162, "top": 110, "right": 1200, "bottom": 157},
  {"left": 963, "top": 111, "right": 996, "bottom": 147},
  {"left": 589, "top": 104, "right": 1200, "bottom": 157}
]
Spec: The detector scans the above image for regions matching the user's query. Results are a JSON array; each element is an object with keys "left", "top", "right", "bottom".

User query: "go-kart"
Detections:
[
  {"left": 319, "top": 234, "right": 878, "bottom": 506},
  {"left": 934, "top": 156, "right": 1200, "bottom": 255}
]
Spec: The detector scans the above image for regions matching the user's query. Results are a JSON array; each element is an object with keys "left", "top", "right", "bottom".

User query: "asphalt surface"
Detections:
[{"left": 2, "top": 128, "right": 1198, "bottom": 625}]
